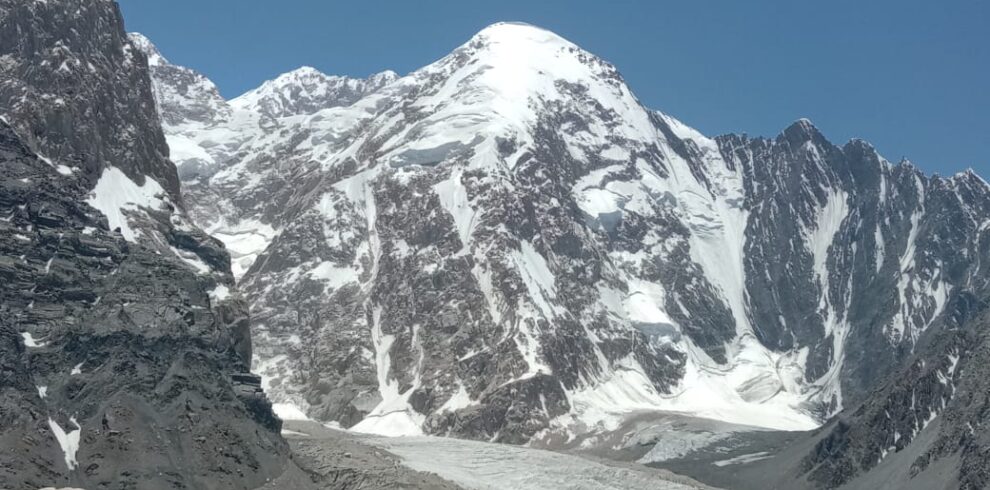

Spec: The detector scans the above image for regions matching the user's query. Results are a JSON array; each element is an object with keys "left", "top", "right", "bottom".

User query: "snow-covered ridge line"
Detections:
[{"left": 229, "top": 65, "right": 400, "bottom": 118}]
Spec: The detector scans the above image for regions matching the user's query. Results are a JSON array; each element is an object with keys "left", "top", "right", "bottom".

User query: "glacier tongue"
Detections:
[{"left": 139, "top": 22, "right": 990, "bottom": 442}]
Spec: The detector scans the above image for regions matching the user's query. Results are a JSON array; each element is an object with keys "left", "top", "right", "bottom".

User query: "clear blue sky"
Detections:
[{"left": 118, "top": 0, "right": 988, "bottom": 176}]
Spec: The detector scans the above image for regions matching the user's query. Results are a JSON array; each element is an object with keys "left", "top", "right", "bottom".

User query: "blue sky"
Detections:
[{"left": 119, "top": 0, "right": 988, "bottom": 176}]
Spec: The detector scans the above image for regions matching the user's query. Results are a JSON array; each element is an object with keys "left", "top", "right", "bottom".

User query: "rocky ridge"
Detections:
[
  {"left": 0, "top": 1, "right": 289, "bottom": 488},
  {"left": 230, "top": 65, "right": 400, "bottom": 119}
]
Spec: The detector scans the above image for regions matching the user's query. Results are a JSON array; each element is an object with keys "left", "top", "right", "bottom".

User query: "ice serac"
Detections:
[
  {"left": 0, "top": 1, "right": 288, "bottom": 488},
  {"left": 148, "top": 20, "right": 990, "bottom": 472}
]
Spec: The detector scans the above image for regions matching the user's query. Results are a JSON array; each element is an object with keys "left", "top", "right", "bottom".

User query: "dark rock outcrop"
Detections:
[
  {"left": 0, "top": 1, "right": 289, "bottom": 488},
  {"left": 799, "top": 304, "right": 990, "bottom": 489}
]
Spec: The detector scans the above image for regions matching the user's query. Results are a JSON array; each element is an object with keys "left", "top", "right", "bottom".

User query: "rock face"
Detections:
[
  {"left": 799, "top": 302, "right": 990, "bottom": 489},
  {"left": 0, "top": 0, "right": 178, "bottom": 200},
  {"left": 128, "top": 32, "right": 232, "bottom": 132},
  {"left": 144, "top": 18, "right": 990, "bottom": 476},
  {"left": 0, "top": 1, "right": 288, "bottom": 488}
]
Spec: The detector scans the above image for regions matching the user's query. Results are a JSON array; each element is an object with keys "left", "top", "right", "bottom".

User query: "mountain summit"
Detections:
[{"left": 230, "top": 65, "right": 399, "bottom": 118}]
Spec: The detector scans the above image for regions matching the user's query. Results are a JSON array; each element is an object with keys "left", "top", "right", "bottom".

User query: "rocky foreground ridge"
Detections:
[{"left": 0, "top": 1, "right": 289, "bottom": 488}]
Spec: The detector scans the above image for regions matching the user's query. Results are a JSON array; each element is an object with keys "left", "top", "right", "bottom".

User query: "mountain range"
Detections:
[
  {"left": 2, "top": 1, "right": 988, "bottom": 488},
  {"left": 140, "top": 19, "right": 990, "bottom": 488}
]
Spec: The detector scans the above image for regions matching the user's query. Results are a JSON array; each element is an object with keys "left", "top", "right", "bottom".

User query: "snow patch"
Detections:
[
  {"left": 209, "top": 219, "right": 278, "bottom": 280},
  {"left": 352, "top": 307, "right": 425, "bottom": 437},
  {"left": 562, "top": 351, "right": 818, "bottom": 433},
  {"left": 434, "top": 172, "right": 477, "bottom": 248},
  {"left": 21, "top": 332, "right": 47, "bottom": 348},
  {"left": 166, "top": 133, "right": 215, "bottom": 165},
  {"left": 351, "top": 411, "right": 424, "bottom": 437},
  {"left": 712, "top": 451, "right": 772, "bottom": 467},
  {"left": 272, "top": 403, "right": 311, "bottom": 421},
  {"left": 806, "top": 188, "right": 850, "bottom": 299},
  {"left": 307, "top": 261, "right": 359, "bottom": 290},
  {"left": 624, "top": 282, "right": 674, "bottom": 327},
  {"left": 208, "top": 284, "right": 231, "bottom": 302},
  {"left": 875, "top": 224, "right": 885, "bottom": 274},
  {"left": 36, "top": 153, "right": 74, "bottom": 176},
  {"left": 86, "top": 167, "right": 167, "bottom": 242},
  {"left": 168, "top": 246, "right": 211, "bottom": 274},
  {"left": 440, "top": 383, "right": 475, "bottom": 413},
  {"left": 577, "top": 187, "right": 624, "bottom": 216},
  {"left": 47, "top": 417, "right": 81, "bottom": 470}
]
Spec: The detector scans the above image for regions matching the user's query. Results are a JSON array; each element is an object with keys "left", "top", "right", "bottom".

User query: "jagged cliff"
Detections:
[{"left": 0, "top": 1, "right": 289, "bottom": 488}]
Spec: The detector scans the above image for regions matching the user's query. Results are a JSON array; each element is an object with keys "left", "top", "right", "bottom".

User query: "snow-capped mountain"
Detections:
[{"left": 141, "top": 19, "right": 990, "bottom": 470}]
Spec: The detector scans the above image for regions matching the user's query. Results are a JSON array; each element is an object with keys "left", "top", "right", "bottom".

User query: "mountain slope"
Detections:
[
  {"left": 796, "top": 264, "right": 990, "bottom": 488},
  {"left": 144, "top": 20, "right": 990, "bottom": 465},
  {"left": 0, "top": 1, "right": 289, "bottom": 488}
]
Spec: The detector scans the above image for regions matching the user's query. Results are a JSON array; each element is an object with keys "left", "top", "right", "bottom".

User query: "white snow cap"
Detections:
[
  {"left": 368, "top": 69, "right": 400, "bottom": 85},
  {"left": 470, "top": 21, "right": 571, "bottom": 42},
  {"left": 381, "top": 20, "right": 653, "bottom": 170}
]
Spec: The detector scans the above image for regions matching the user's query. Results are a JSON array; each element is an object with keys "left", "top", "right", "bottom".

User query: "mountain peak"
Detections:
[
  {"left": 452, "top": 20, "right": 621, "bottom": 79},
  {"left": 782, "top": 117, "right": 825, "bottom": 143},
  {"left": 368, "top": 69, "right": 400, "bottom": 85},
  {"left": 127, "top": 32, "right": 231, "bottom": 129},
  {"left": 230, "top": 66, "right": 398, "bottom": 117},
  {"left": 956, "top": 167, "right": 990, "bottom": 189},
  {"left": 128, "top": 32, "right": 166, "bottom": 67},
  {"left": 275, "top": 65, "right": 331, "bottom": 82},
  {"left": 464, "top": 22, "right": 582, "bottom": 65},
  {"left": 326, "top": 20, "right": 657, "bottom": 168}
]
